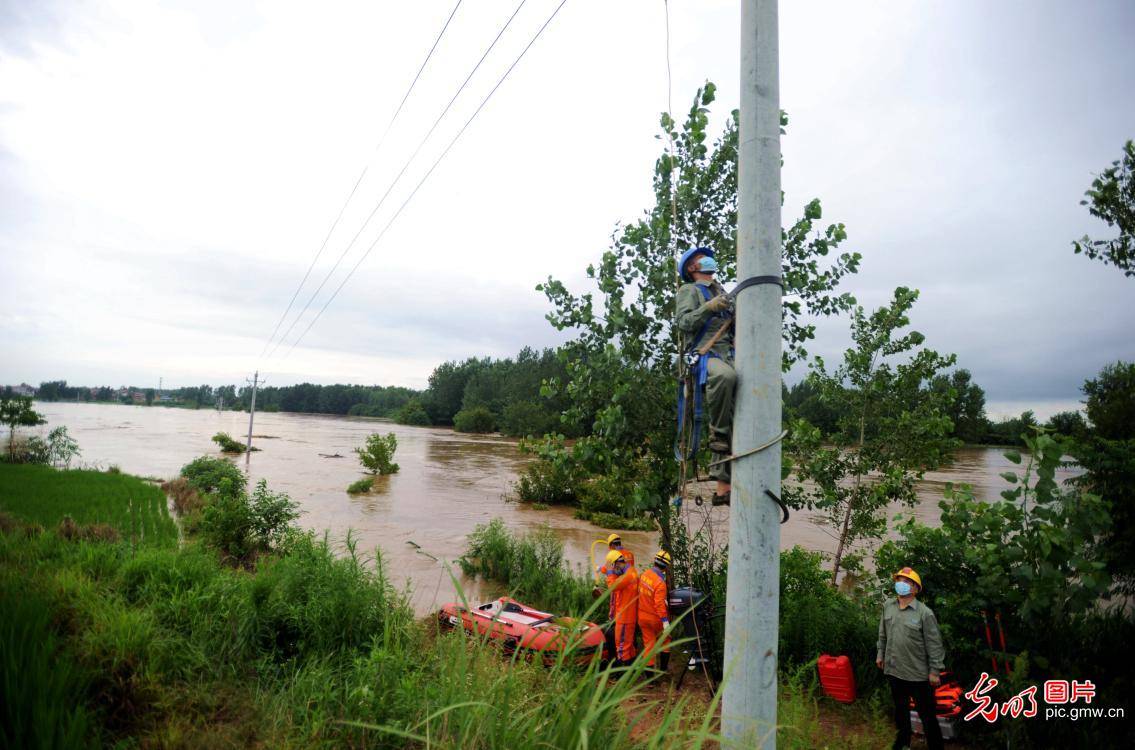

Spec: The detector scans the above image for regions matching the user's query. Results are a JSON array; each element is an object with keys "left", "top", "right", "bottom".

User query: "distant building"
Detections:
[
  {"left": 11, "top": 383, "right": 35, "bottom": 397},
  {"left": 132, "top": 392, "right": 146, "bottom": 405}
]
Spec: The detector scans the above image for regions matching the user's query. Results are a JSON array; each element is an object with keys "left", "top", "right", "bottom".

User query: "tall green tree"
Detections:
[
  {"left": 789, "top": 287, "right": 958, "bottom": 583},
  {"left": 1073, "top": 139, "right": 1134, "bottom": 276},
  {"left": 929, "top": 368, "right": 987, "bottom": 443},
  {"left": 529, "top": 82, "right": 861, "bottom": 530}
]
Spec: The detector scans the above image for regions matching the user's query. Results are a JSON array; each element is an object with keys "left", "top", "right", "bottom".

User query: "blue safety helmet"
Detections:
[{"left": 679, "top": 247, "right": 715, "bottom": 282}]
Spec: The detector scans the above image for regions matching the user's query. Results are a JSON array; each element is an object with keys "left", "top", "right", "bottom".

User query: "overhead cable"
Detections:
[
  {"left": 281, "top": 0, "right": 571, "bottom": 360},
  {"left": 258, "top": 0, "right": 465, "bottom": 360},
  {"left": 266, "top": 0, "right": 531, "bottom": 361}
]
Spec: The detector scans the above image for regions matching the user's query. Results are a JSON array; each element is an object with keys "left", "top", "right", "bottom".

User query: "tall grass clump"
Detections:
[
  {"left": 0, "top": 576, "right": 97, "bottom": 749},
  {"left": 0, "top": 464, "right": 176, "bottom": 547},
  {"left": 459, "top": 518, "right": 594, "bottom": 615}
]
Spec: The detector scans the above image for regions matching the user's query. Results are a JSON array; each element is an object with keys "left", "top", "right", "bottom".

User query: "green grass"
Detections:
[
  {"left": 0, "top": 464, "right": 177, "bottom": 547},
  {"left": 459, "top": 518, "right": 597, "bottom": 616},
  {"left": 0, "top": 523, "right": 728, "bottom": 749}
]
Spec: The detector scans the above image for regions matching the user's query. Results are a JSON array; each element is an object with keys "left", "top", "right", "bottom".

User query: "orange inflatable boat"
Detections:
[{"left": 437, "top": 597, "right": 606, "bottom": 664}]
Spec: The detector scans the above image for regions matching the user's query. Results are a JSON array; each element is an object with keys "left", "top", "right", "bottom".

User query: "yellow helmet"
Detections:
[
  {"left": 605, "top": 550, "right": 627, "bottom": 566},
  {"left": 654, "top": 550, "right": 672, "bottom": 568},
  {"left": 892, "top": 567, "right": 923, "bottom": 590},
  {"left": 606, "top": 533, "right": 622, "bottom": 546}
]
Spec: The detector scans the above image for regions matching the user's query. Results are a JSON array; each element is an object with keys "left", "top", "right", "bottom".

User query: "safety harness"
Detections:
[
  {"left": 672, "top": 274, "right": 790, "bottom": 522},
  {"left": 674, "top": 283, "right": 732, "bottom": 461}
]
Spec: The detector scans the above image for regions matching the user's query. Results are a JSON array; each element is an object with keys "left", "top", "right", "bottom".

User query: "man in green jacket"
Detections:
[
  {"left": 877, "top": 566, "right": 945, "bottom": 750},
  {"left": 675, "top": 247, "right": 735, "bottom": 504}
]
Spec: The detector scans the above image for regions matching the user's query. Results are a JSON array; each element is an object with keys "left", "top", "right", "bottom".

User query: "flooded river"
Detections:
[{"left": 31, "top": 402, "right": 1077, "bottom": 613}]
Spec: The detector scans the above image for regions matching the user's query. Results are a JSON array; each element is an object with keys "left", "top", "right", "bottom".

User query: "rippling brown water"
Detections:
[{"left": 33, "top": 402, "right": 1078, "bottom": 613}]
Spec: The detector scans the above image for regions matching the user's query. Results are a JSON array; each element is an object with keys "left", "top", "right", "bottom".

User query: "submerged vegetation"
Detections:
[
  {"left": 347, "top": 476, "right": 375, "bottom": 494},
  {"left": 356, "top": 432, "right": 400, "bottom": 475},
  {"left": 211, "top": 431, "right": 251, "bottom": 453}
]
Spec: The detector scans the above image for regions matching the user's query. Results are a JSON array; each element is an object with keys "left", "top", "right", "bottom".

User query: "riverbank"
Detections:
[
  {"left": 0, "top": 463, "right": 897, "bottom": 748},
  {"left": 27, "top": 401, "right": 1082, "bottom": 619}
]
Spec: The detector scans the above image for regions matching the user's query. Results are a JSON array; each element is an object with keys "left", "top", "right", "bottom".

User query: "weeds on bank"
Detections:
[{"left": 459, "top": 518, "right": 595, "bottom": 615}]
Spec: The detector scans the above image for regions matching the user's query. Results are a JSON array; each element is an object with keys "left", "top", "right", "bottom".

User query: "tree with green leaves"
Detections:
[
  {"left": 355, "top": 432, "right": 399, "bottom": 475},
  {"left": 1073, "top": 139, "right": 1134, "bottom": 276},
  {"left": 929, "top": 368, "right": 988, "bottom": 443},
  {"left": 526, "top": 82, "right": 860, "bottom": 532},
  {"left": 1, "top": 394, "right": 46, "bottom": 457},
  {"left": 788, "top": 287, "right": 958, "bottom": 583},
  {"left": 1072, "top": 361, "right": 1135, "bottom": 593}
]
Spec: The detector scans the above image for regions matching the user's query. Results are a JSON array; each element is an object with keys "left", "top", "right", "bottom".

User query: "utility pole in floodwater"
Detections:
[
  {"left": 722, "top": 0, "right": 783, "bottom": 746},
  {"left": 245, "top": 371, "right": 261, "bottom": 464}
]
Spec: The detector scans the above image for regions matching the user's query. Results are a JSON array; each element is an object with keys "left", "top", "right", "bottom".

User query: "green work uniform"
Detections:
[
  {"left": 876, "top": 598, "right": 946, "bottom": 683},
  {"left": 675, "top": 280, "right": 736, "bottom": 481}
]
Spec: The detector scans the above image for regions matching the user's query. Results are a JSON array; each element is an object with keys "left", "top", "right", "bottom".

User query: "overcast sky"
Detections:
[{"left": 1, "top": 0, "right": 1132, "bottom": 419}]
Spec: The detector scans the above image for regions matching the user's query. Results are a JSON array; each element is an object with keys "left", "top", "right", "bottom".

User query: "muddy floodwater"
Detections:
[{"left": 33, "top": 402, "right": 1078, "bottom": 613}]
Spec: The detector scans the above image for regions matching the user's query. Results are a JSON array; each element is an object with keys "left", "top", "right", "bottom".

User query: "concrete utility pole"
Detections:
[
  {"left": 722, "top": 0, "right": 782, "bottom": 746},
  {"left": 245, "top": 371, "right": 260, "bottom": 464}
]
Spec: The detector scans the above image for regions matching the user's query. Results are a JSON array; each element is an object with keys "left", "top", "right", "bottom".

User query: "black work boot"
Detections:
[{"left": 659, "top": 652, "right": 671, "bottom": 672}]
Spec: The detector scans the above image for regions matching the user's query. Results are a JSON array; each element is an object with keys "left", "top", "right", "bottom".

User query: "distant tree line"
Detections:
[
  {"left": 400, "top": 346, "right": 577, "bottom": 438},
  {"left": 784, "top": 367, "right": 1090, "bottom": 447}
]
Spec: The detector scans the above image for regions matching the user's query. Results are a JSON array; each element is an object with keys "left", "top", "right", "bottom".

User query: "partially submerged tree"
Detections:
[
  {"left": 356, "top": 432, "right": 399, "bottom": 475},
  {"left": 1073, "top": 139, "right": 1134, "bottom": 276},
  {"left": 1, "top": 394, "right": 46, "bottom": 457},
  {"left": 787, "top": 287, "right": 958, "bottom": 583}
]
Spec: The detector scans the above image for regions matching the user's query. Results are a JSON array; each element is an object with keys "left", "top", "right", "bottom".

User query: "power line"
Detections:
[
  {"left": 258, "top": 0, "right": 465, "bottom": 360},
  {"left": 265, "top": 0, "right": 535, "bottom": 362},
  {"left": 281, "top": 0, "right": 571, "bottom": 360}
]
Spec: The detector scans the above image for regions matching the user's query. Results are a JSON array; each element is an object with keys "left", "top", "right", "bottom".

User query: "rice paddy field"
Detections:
[{"left": 0, "top": 464, "right": 177, "bottom": 546}]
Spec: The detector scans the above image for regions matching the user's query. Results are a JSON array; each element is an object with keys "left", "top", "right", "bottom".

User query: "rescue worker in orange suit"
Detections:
[
  {"left": 637, "top": 550, "right": 672, "bottom": 672},
  {"left": 597, "top": 533, "right": 635, "bottom": 575},
  {"left": 604, "top": 550, "right": 639, "bottom": 666},
  {"left": 596, "top": 533, "right": 636, "bottom": 621}
]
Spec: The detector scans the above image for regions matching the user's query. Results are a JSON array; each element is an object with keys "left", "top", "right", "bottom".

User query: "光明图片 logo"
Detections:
[{"left": 963, "top": 673, "right": 1125, "bottom": 722}]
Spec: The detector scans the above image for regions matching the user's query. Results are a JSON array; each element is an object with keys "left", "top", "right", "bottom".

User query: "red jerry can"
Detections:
[{"left": 817, "top": 654, "right": 857, "bottom": 703}]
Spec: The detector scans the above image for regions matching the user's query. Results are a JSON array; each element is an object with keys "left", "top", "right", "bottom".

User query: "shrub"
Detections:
[
  {"left": 514, "top": 458, "right": 578, "bottom": 505},
  {"left": 779, "top": 547, "right": 879, "bottom": 691},
  {"left": 200, "top": 479, "right": 300, "bottom": 565},
  {"left": 394, "top": 398, "right": 431, "bottom": 426},
  {"left": 453, "top": 406, "right": 497, "bottom": 434},
  {"left": 346, "top": 477, "right": 374, "bottom": 495},
  {"left": 179, "top": 456, "right": 245, "bottom": 496},
  {"left": 354, "top": 433, "right": 399, "bottom": 475}
]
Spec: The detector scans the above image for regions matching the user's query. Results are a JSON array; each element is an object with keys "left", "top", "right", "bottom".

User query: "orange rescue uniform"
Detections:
[
  {"left": 607, "top": 566, "right": 639, "bottom": 662},
  {"left": 637, "top": 567, "right": 670, "bottom": 666},
  {"left": 599, "top": 548, "right": 635, "bottom": 619}
]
